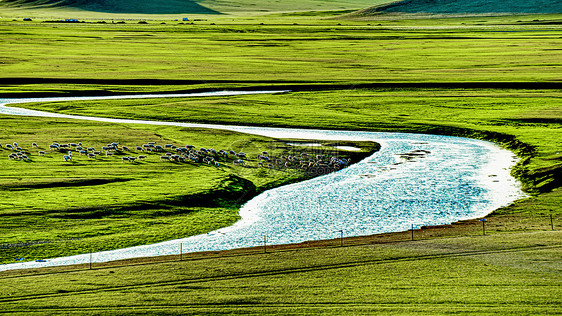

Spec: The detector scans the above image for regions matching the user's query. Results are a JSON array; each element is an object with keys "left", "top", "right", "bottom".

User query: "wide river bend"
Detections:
[{"left": 0, "top": 91, "right": 526, "bottom": 271}]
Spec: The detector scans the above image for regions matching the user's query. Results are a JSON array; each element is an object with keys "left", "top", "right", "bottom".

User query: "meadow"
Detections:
[
  {"left": 0, "top": 231, "right": 559, "bottom": 314},
  {"left": 0, "top": 115, "right": 376, "bottom": 263},
  {"left": 0, "top": 13, "right": 561, "bottom": 96},
  {"left": 0, "top": 7, "right": 560, "bottom": 314}
]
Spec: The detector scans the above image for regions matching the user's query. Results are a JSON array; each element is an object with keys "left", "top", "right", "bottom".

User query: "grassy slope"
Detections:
[
  {"left": 199, "top": 0, "right": 394, "bottom": 14},
  {"left": 0, "top": 231, "right": 559, "bottom": 314},
  {"left": 0, "top": 0, "right": 221, "bottom": 14},
  {"left": 361, "top": 0, "right": 562, "bottom": 14}
]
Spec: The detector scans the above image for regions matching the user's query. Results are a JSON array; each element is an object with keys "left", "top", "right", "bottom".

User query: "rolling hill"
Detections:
[
  {"left": 0, "top": 0, "right": 393, "bottom": 14},
  {"left": 360, "top": 0, "right": 562, "bottom": 14},
  {"left": 0, "top": 0, "right": 220, "bottom": 14},
  {"left": 4, "top": 0, "right": 558, "bottom": 16}
]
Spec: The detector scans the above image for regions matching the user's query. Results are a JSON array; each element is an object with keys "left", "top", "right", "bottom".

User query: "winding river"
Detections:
[{"left": 0, "top": 91, "right": 526, "bottom": 271}]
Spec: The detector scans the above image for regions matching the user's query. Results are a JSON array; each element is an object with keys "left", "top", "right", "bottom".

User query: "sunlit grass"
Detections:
[
  {"left": 0, "top": 231, "right": 559, "bottom": 314},
  {"left": 0, "top": 115, "right": 373, "bottom": 262},
  {"left": 0, "top": 16, "right": 560, "bottom": 94}
]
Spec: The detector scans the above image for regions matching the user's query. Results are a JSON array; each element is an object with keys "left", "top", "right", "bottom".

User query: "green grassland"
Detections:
[
  {"left": 0, "top": 11, "right": 560, "bottom": 258},
  {"left": 0, "top": 14, "right": 561, "bottom": 96},
  {"left": 0, "top": 231, "right": 559, "bottom": 314},
  {"left": 0, "top": 115, "right": 377, "bottom": 263},
  {"left": 0, "top": 8, "right": 560, "bottom": 314}
]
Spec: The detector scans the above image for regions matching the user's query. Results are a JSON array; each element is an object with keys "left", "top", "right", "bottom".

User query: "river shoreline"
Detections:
[
  {"left": 0, "top": 92, "right": 527, "bottom": 271},
  {"left": 1, "top": 211, "right": 543, "bottom": 277}
]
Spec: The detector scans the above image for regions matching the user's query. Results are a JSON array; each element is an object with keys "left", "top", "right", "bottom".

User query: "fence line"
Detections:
[{"left": 2, "top": 214, "right": 557, "bottom": 277}]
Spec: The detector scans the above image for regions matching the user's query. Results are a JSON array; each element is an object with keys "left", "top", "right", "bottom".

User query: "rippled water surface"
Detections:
[{"left": 0, "top": 92, "right": 526, "bottom": 271}]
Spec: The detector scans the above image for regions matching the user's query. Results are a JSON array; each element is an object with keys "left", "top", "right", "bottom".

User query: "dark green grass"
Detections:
[
  {"left": 0, "top": 231, "right": 559, "bottom": 314},
  {"left": 0, "top": 115, "right": 376, "bottom": 263},
  {"left": 0, "top": 0, "right": 221, "bottom": 14}
]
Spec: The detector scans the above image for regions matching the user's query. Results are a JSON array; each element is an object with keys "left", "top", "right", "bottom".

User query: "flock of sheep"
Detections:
[{"left": 3, "top": 141, "right": 352, "bottom": 174}]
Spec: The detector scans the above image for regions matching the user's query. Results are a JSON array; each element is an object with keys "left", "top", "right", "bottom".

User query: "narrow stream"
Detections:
[{"left": 0, "top": 91, "right": 526, "bottom": 271}]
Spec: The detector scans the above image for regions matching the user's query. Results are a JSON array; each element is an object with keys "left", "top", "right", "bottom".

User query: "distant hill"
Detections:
[
  {"left": 0, "top": 0, "right": 220, "bottom": 14},
  {"left": 0, "top": 0, "right": 394, "bottom": 14},
  {"left": 357, "top": 0, "right": 562, "bottom": 14}
]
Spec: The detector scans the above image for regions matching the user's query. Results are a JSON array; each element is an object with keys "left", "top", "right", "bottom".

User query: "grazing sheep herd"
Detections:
[
  {"left": 3, "top": 140, "right": 352, "bottom": 174},
  {"left": 255, "top": 151, "right": 351, "bottom": 175}
]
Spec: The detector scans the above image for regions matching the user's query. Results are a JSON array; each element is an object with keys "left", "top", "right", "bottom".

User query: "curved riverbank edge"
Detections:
[
  {"left": 0, "top": 94, "right": 383, "bottom": 267},
  {"left": 6, "top": 82, "right": 556, "bottom": 194},
  {"left": 384, "top": 125, "right": 556, "bottom": 195},
  {"left": 0, "top": 214, "right": 549, "bottom": 277},
  {"left": 0, "top": 92, "right": 525, "bottom": 272},
  {"left": 10, "top": 95, "right": 552, "bottom": 194}
]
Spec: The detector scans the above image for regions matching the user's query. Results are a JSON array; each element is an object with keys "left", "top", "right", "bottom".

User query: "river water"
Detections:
[{"left": 0, "top": 91, "right": 526, "bottom": 271}]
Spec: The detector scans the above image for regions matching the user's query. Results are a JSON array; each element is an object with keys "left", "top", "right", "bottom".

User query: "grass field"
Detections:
[
  {"left": 0, "top": 6, "right": 560, "bottom": 314},
  {"left": 0, "top": 115, "right": 377, "bottom": 263},
  {"left": 0, "top": 14, "right": 561, "bottom": 95},
  {"left": 0, "top": 231, "right": 559, "bottom": 314}
]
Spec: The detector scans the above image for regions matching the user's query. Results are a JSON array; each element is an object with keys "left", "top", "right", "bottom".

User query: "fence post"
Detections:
[
  {"left": 340, "top": 230, "right": 344, "bottom": 247},
  {"left": 411, "top": 224, "right": 414, "bottom": 241},
  {"left": 263, "top": 235, "right": 267, "bottom": 253},
  {"left": 480, "top": 218, "right": 486, "bottom": 236},
  {"left": 551, "top": 214, "right": 554, "bottom": 231},
  {"left": 89, "top": 252, "right": 92, "bottom": 270},
  {"left": 180, "top": 243, "right": 183, "bottom": 261}
]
